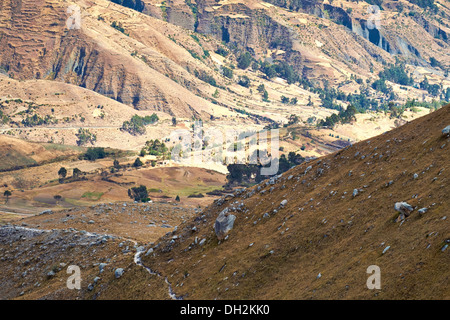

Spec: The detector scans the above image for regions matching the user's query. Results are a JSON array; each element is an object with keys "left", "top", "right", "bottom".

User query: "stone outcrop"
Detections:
[{"left": 214, "top": 208, "right": 236, "bottom": 240}]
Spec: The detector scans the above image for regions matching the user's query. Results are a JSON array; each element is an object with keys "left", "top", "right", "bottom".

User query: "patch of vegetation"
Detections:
[
  {"left": 142, "top": 139, "right": 169, "bottom": 158},
  {"left": 429, "top": 57, "right": 441, "bottom": 68},
  {"left": 226, "top": 151, "right": 305, "bottom": 186},
  {"left": 190, "top": 34, "right": 200, "bottom": 44},
  {"left": 371, "top": 78, "right": 391, "bottom": 95},
  {"left": 237, "top": 52, "right": 253, "bottom": 70},
  {"left": 0, "top": 109, "right": 10, "bottom": 124},
  {"left": 133, "top": 157, "right": 143, "bottom": 168},
  {"left": 121, "top": 114, "right": 159, "bottom": 136},
  {"left": 83, "top": 147, "right": 106, "bottom": 161},
  {"left": 318, "top": 105, "right": 358, "bottom": 128},
  {"left": 259, "top": 60, "right": 297, "bottom": 84},
  {"left": 81, "top": 191, "right": 104, "bottom": 201},
  {"left": 3, "top": 190, "right": 12, "bottom": 203},
  {"left": 222, "top": 66, "right": 233, "bottom": 79},
  {"left": 58, "top": 167, "right": 67, "bottom": 183},
  {"left": 185, "top": 0, "right": 199, "bottom": 30},
  {"left": 76, "top": 128, "right": 97, "bottom": 146},
  {"left": 378, "top": 59, "right": 414, "bottom": 86},
  {"left": 419, "top": 76, "right": 441, "bottom": 97},
  {"left": 406, "top": 0, "right": 437, "bottom": 11},
  {"left": 187, "top": 49, "right": 202, "bottom": 61},
  {"left": 111, "top": 21, "right": 129, "bottom": 36},
  {"left": 187, "top": 193, "right": 205, "bottom": 198},
  {"left": 215, "top": 47, "right": 229, "bottom": 57},
  {"left": 281, "top": 96, "right": 290, "bottom": 104},
  {"left": 21, "top": 114, "right": 57, "bottom": 127},
  {"left": 237, "top": 75, "right": 250, "bottom": 88},
  {"left": 194, "top": 69, "right": 217, "bottom": 87},
  {"left": 161, "top": 1, "right": 168, "bottom": 21},
  {"left": 128, "top": 185, "right": 150, "bottom": 202}
]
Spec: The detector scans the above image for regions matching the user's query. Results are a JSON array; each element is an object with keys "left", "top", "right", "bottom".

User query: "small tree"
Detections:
[
  {"left": 113, "top": 159, "right": 121, "bottom": 169},
  {"left": 58, "top": 167, "right": 67, "bottom": 183},
  {"left": 172, "top": 116, "right": 177, "bottom": 126},
  {"left": 288, "top": 114, "right": 299, "bottom": 126},
  {"left": 237, "top": 75, "right": 250, "bottom": 88},
  {"left": 262, "top": 89, "right": 269, "bottom": 102},
  {"left": 3, "top": 190, "right": 11, "bottom": 203},
  {"left": 257, "top": 84, "right": 265, "bottom": 93},
  {"left": 237, "top": 52, "right": 253, "bottom": 69},
  {"left": 128, "top": 185, "right": 149, "bottom": 202},
  {"left": 175, "top": 195, "right": 180, "bottom": 202},
  {"left": 76, "top": 128, "right": 97, "bottom": 146},
  {"left": 281, "top": 96, "right": 290, "bottom": 104},
  {"left": 73, "top": 168, "right": 81, "bottom": 179},
  {"left": 54, "top": 195, "right": 62, "bottom": 204},
  {"left": 133, "top": 157, "right": 143, "bottom": 168}
]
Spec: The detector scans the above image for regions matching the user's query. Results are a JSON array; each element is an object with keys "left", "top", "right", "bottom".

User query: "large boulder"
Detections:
[
  {"left": 394, "top": 202, "right": 414, "bottom": 221},
  {"left": 214, "top": 208, "right": 236, "bottom": 240}
]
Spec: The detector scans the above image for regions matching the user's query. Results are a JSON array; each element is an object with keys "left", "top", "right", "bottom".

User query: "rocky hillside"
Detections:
[
  {"left": 0, "top": 202, "right": 197, "bottom": 300},
  {"left": 0, "top": 0, "right": 448, "bottom": 155},
  {"left": 131, "top": 103, "right": 448, "bottom": 299},
  {"left": 141, "top": 0, "right": 449, "bottom": 83},
  {"left": 0, "top": 0, "right": 219, "bottom": 118},
  {"left": 2, "top": 104, "right": 447, "bottom": 300},
  {"left": 1, "top": 0, "right": 448, "bottom": 118}
]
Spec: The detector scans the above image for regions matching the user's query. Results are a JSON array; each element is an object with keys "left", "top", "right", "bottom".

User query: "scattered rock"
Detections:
[
  {"left": 99, "top": 263, "right": 107, "bottom": 273},
  {"left": 418, "top": 208, "right": 428, "bottom": 215},
  {"left": 214, "top": 208, "right": 236, "bottom": 241},
  {"left": 114, "top": 268, "right": 124, "bottom": 279},
  {"left": 394, "top": 202, "right": 414, "bottom": 221},
  {"left": 442, "top": 125, "right": 450, "bottom": 136}
]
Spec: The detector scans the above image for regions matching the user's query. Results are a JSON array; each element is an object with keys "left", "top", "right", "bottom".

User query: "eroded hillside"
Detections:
[
  {"left": 1, "top": 104, "right": 448, "bottom": 300},
  {"left": 133, "top": 103, "right": 449, "bottom": 300}
]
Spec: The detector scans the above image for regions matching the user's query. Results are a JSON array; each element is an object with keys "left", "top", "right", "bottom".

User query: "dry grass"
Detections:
[{"left": 135, "top": 104, "right": 450, "bottom": 300}]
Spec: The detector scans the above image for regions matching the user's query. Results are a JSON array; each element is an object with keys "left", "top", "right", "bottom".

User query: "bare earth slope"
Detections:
[
  {"left": 0, "top": 0, "right": 217, "bottom": 118},
  {"left": 1, "top": 104, "right": 448, "bottom": 300},
  {"left": 132, "top": 103, "right": 449, "bottom": 300}
]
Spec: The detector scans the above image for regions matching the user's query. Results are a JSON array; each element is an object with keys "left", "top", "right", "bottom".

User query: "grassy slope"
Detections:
[{"left": 0, "top": 135, "right": 83, "bottom": 171}]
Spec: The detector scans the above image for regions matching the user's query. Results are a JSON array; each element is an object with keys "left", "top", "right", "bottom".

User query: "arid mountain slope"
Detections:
[
  {"left": 0, "top": 0, "right": 220, "bottom": 118},
  {"left": 1, "top": 104, "right": 448, "bottom": 300},
  {"left": 129, "top": 103, "right": 449, "bottom": 300},
  {"left": 141, "top": 0, "right": 449, "bottom": 83}
]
